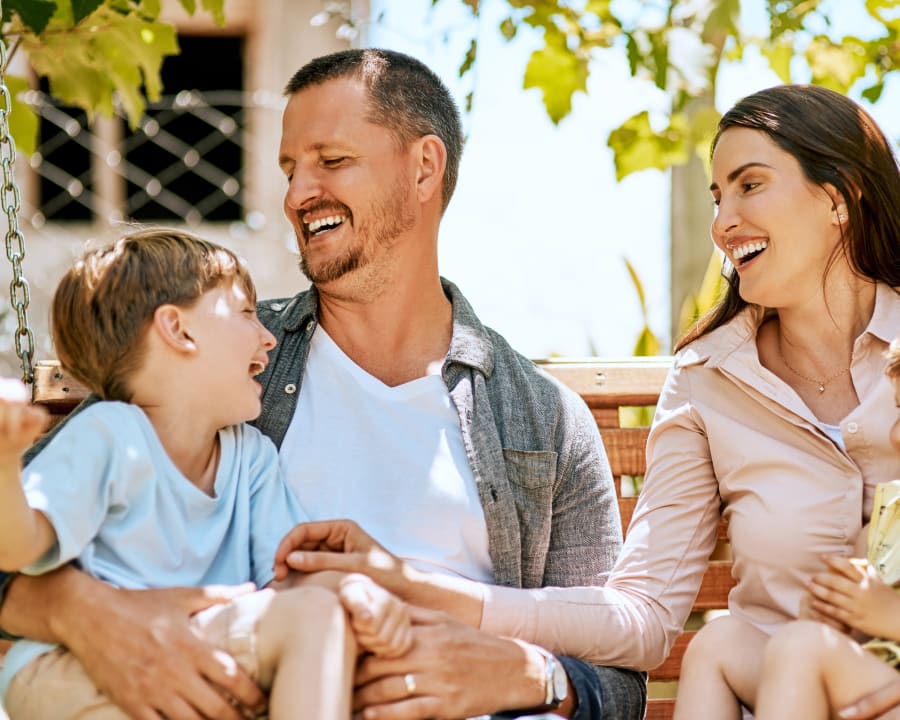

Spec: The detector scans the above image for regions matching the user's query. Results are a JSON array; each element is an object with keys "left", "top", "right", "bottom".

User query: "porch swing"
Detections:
[{"left": 0, "top": 17, "right": 88, "bottom": 426}]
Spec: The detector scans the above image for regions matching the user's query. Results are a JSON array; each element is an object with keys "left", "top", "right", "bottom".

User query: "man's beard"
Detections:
[{"left": 299, "top": 179, "right": 415, "bottom": 285}]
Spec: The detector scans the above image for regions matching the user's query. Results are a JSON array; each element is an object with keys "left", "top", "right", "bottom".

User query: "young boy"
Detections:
[
  {"left": 672, "top": 339, "right": 900, "bottom": 720},
  {"left": 0, "top": 229, "right": 411, "bottom": 720}
]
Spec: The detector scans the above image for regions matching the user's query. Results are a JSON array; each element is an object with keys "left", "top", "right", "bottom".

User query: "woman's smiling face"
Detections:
[{"left": 709, "top": 127, "right": 844, "bottom": 309}]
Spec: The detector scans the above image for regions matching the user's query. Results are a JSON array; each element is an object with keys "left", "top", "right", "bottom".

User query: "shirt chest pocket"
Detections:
[{"left": 502, "top": 449, "right": 557, "bottom": 489}]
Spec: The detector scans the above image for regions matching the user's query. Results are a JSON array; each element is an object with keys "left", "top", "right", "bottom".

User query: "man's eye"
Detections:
[{"left": 322, "top": 157, "right": 345, "bottom": 167}]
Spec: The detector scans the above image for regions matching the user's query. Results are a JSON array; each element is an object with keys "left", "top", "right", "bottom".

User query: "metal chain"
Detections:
[{"left": 0, "top": 1, "right": 35, "bottom": 384}]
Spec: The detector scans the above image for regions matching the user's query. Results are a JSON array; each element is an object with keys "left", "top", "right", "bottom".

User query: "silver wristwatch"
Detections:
[{"left": 538, "top": 648, "right": 568, "bottom": 709}]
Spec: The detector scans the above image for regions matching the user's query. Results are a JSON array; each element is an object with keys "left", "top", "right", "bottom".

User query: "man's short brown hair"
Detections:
[{"left": 52, "top": 228, "right": 256, "bottom": 401}]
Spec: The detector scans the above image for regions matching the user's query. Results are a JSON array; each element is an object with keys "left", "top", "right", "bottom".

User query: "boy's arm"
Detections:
[{"left": 0, "top": 378, "right": 55, "bottom": 570}]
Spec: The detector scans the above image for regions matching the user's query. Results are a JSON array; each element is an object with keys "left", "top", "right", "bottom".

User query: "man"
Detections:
[{"left": 0, "top": 49, "right": 645, "bottom": 719}]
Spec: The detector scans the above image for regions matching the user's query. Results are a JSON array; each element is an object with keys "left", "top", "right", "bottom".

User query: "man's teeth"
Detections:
[
  {"left": 250, "top": 362, "right": 265, "bottom": 376},
  {"left": 733, "top": 241, "right": 768, "bottom": 260},
  {"left": 307, "top": 215, "right": 346, "bottom": 233}
]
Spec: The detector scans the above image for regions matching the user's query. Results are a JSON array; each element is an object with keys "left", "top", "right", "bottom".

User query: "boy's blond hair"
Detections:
[
  {"left": 52, "top": 229, "right": 256, "bottom": 402},
  {"left": 887, "top": 338, "right": 900, "bottom": 380}
]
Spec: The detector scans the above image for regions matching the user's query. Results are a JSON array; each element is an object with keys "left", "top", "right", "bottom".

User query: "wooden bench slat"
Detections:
[
  {"left": 650, "top": 631, "right": 695, "bottom": 681},
  {"left": 602, "top": 427, "right": 650, "bottom": 477},
  {"left": 539, "top": 359, "right": 671, "bottom": 407},
  {"left": 646, "top": 699, "right": 676, "bottom": 720}
]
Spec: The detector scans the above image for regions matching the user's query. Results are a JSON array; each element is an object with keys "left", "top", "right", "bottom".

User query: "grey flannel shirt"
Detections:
[{"left": 253, "top": 279, "right": 646, "bottom": 719}]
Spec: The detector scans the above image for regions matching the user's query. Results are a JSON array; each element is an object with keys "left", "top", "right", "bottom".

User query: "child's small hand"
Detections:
[
  {"left": 807, "top": 555, "right": 900, "bottom": 641},
  {"left": 0, "top": 377, "right": 47, "bottom": 459},
  {"left": 339, "top": 573, "right": 412, "bottom": 658}
]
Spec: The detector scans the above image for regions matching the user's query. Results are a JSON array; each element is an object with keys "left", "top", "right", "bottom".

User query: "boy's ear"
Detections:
[{"left": 152, "top": 305, "right": 196, "bottom": 353}]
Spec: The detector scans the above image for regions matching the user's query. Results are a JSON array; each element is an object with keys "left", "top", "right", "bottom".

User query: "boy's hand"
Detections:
[
  {"left": 807, "top": 555, "right": 900, "bottom": 640},
  {"left": 0, "top": 377, "right": 47, "bottom": 459},
  {"left": 339, "top": 573, "right": 412, "bottom": 658}
]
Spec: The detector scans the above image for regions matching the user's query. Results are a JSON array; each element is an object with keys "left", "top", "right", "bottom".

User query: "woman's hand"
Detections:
[{"left": 839, "top": 678, "right": 900, "bottom": 719}]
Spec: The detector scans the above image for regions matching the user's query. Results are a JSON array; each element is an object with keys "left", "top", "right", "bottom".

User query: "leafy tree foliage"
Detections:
[
  {"left": 437, "top": 0, "right": 900, "bottom": 179},
  {"left": 1, "top": 0, "right": 225, "bottom": 153}
]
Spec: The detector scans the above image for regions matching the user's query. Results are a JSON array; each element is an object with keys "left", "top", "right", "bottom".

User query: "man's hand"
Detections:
[
  {"left": 350, "top": 606, "right": 559, "bottom": 720},
  {"left": 273, "top": 519, "right": 412, "bottom": 598},
  {"left": 14, "top": 569, "right": 266, "bottom": 720},
  {"left": 807, "top": 556, "right": 900, "bottom": 640},
  {"left": 838, "top": 678, "right": 900, "bottom": 720}
]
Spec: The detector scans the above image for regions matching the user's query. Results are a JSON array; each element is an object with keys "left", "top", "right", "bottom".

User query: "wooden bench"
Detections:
[{"left": 15, "top": 358, "right": 735, "bottom": 720}]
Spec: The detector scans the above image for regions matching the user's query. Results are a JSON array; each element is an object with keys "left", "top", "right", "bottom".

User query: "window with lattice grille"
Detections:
[{"left": 29, "top": 35, "right": 245, "bottom": 226}]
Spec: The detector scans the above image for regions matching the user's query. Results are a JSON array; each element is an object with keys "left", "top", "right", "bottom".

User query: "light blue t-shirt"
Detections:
[{"left": 0, "top": 401, "right": 307, "bottom": 700}]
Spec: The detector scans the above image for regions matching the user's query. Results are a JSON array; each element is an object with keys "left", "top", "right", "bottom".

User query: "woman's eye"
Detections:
[{"left": 741, "top": 182, "right": 760, "bottom": 193}]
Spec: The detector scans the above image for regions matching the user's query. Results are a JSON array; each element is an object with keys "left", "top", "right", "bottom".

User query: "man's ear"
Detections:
[
  {"left": 414, "top": 134, "right": 447, "bottom": 205},
  {"left": 152, "top": 305, "right": 196, "bottom": 353}
]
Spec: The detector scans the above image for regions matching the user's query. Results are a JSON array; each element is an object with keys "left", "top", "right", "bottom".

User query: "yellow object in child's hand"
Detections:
[{"left": 868, "top": 481, "right": 900, "bottom": 587}]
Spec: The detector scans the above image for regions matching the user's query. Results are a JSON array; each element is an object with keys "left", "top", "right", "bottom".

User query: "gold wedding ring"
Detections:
[{"left": 403, "top": 673, "right": 417, "bottom": 696}]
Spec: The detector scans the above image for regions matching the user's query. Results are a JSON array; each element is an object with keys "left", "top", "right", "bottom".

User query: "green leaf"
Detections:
[
  {"left": 6, "top": 76, "right": 38, "bottom": 156},
  {"left": 6, "top": 0, "right": 57, "bottom": 34},
  {"left": 608, "top": 111, "right": 689, "bottom": 180},
  {"left": 623, "top": 257, "right": 647, "bottom": 314},
  {"left": 24, "top": 5, "right": 179, "bottom": 128},
  {"left": 72, "top": 0, "right": 103, "bottom": 24},
  {"left": 625, "top": 33, "right": 639, "bottom": 76},
  {"left": 632, "top": 324, "right": 661, "bottom": 357},
  {"left": 199, "top": 0, "right": 225, "bottom": 26},
  {"left": 522, "top": 34, "right": 588, "bottom": 124},
  {"left": 862, "top": 80, "right": 885, "bottom": 103},
  {"left": 866, "top": 0, "right": 900, "bottom": 32},
  {"left": 499, "top": 17, "right": 517, "bottom": 41},
  {"left": 703, "top": 0, "right": 739, "bottom": 47},
  {"left": 678, "top": 249, "right": 727, "bottom": 335},
  {"left": 459, "top": 38, "right": 477, "bottom": 77},
  {"left": 761, "top": 39, "right": 793, "bottom": 83},
  {"left": 177, "top": 0, "right": 196, "bottom": 13},
  {"left": 805, "top": 36, "right": 870, "bottom": 92}
]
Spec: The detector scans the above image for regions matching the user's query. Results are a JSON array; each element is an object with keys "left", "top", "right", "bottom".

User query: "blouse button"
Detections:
[
  {"left": 846, "top": 422, "right": 859, "bottom": 434},
  {"left": 285, "top": 383, "right": 297, "bottom": 395}
]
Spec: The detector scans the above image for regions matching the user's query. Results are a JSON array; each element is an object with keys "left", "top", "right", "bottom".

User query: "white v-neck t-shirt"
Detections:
[{"left": 279, "top": 326, "right": 494, "bottom": 582}]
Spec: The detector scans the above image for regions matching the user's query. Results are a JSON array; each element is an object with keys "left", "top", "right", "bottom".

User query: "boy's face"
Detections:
[
  {"left": 182, "top": 279, "right": 275, "bottom": 426},
  {"left": 891, "top": 373, "right": 900, "bottom": 454}
]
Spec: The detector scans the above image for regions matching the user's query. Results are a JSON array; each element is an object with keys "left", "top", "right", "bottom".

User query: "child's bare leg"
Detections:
[
  {"left": 755, "top": 620, "right": 900, "bottom": 720},
  {"left": 255, "top": 585, "right": 357, "bottom": 720},
  {"left": 673, "top": 614, "right": 768, "bottom": 720}
]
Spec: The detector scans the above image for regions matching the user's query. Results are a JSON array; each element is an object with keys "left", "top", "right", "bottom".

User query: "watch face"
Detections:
[{"left": 552, "top": 661, "right": 568, "bottom": 700}]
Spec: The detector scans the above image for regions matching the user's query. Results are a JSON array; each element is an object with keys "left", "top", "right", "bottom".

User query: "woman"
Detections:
[{"left": 281, "top": 84, "right": 899, "bottom": 712}]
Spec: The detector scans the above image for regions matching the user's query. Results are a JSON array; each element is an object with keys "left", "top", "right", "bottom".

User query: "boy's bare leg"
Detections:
[
  {"left": 256, "top": 585, "right": 357, "bottom": 720},
  {"left": 673, "top": 614, "right": 768, "bottom": 720},
  {"left": 755, "top": 620, "right": 900, "bottom": 720}
]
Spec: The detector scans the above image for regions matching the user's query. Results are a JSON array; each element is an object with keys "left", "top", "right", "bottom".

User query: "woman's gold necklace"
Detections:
[{"left": 778, "top": 340, "right": 851, "bottom": 393}]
